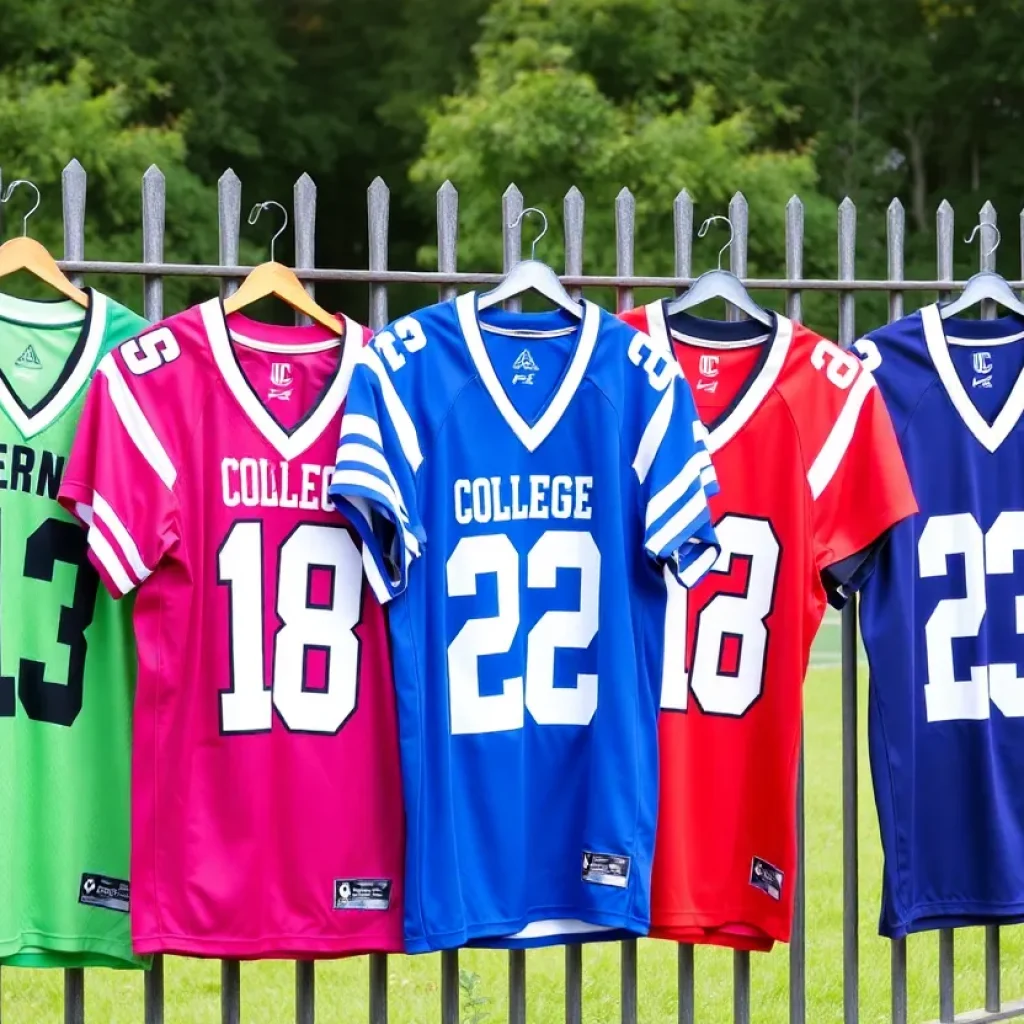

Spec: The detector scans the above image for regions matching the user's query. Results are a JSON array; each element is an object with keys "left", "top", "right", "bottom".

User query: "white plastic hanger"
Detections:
[
  {"left": 940, "top": 223, "right": 1024, "bottom": 320},
  {"left": 477, "top": 208, "right": 583, "bottom": 318},
  {"left": 666, "top": 215, "right": 771, "bottom": 327}
]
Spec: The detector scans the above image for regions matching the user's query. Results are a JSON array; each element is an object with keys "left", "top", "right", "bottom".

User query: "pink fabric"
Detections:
[{"left": 60, "top": 303, "right": 404, "bottom": 958}]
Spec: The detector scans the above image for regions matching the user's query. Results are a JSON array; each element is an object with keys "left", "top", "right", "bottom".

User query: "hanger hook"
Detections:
[
  {"left": 1, "top": 180, "right": 41, "bottom": 237},
  {"left": 964, "top": 221, "right": 1001, "bottom": 262},
  {"left": 248, "top": 200, "right": 289, "bottom": 263},
  {"left": 509, "top": 207, "right": 549, "bottom": 261},
  {"left": 697, "top": 214, "right": 735, "bottom": 271}
]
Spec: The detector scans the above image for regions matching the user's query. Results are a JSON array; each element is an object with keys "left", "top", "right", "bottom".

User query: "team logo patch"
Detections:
[
  {"left": 749, "top": 857, "right": 783, "bottom": 901},
  {"left": 269, "top": 361, "right": 293, "bottom": 401},
  {"left": 972, "top": 351, "right": 993, "bottom": 388},
  {"left": 333, "top": 878, "right": 392, "bottom": 911},
  {"left": 698, "top": 354, "right": 719, "bottom": 378},
  {"left": 13, "top": 344, "right": 42, "bottom": 372},
  {"left": 78, "top": 873, "right": 130, "bottom": 913},
  {"left": 512, "top": 349, "right": 539, "bottom": 386},
  {"left": 582, "top": 850, "right": 630, "bottom": 888}
]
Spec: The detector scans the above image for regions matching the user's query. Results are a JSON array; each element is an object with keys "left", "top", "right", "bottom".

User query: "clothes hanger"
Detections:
[
  {"left": 223, "top": 200, "right": 342, "bottom": 334},
  {"left": 477, "top": 207, "right": 583, "bottom": 317},
  {"left": 939, "top": 222, "right": 1024, "bottom": 320},
  {"left": 0, "top": 180, "right": 88, "bottom": 307},
  {"left": 666, "top": 214, "right": 771, "bottom": 327}
]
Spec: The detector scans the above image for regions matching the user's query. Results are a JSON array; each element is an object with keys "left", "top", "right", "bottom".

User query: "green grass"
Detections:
[{"left": 4, "top": 656, "right": 1024, "bottom": 1023}]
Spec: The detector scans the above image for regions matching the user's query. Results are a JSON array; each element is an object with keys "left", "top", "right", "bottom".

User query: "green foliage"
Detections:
[
  {"left": 459, "top": 968, "right": 492, "bottom": 1024},
  {"left": 0, "top": 60, "right": 216, "bottom": 312}
]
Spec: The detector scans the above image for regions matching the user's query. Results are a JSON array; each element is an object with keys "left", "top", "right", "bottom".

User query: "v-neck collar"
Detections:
[
  {"left": 921, "top": 302, "right": 1024, "bottom": 453},
  {"left": 201, "top": 298, "right": 359, "bottom": 462},
  {"left": 0, "top": 289, "right": 107, "bottom": 439},
  {"left": 457, "top": 291, "right": 599, "bottom": 452},
  {"left": 643, "top": 300, "right": 792, "bottom": 454}
]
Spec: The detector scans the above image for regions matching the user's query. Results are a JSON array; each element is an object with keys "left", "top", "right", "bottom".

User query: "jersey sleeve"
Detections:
[
  {"left": 808, "top": 367, "right": 917, "bottom": 607},
  {"left": 329, "top": 342, "right": 425, "bottom": 604},
  {"left": 629, "top": 337, "right": 720, "bottom": 587},
  {"left": 58, "top": 339, "right": 181, "bottom": 598}
]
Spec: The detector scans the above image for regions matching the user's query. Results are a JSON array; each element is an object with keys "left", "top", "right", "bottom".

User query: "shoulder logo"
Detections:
[
  {"left": 13, "top": 344, "right": 41, "bottom": 371},
  {"left": 512, "top": 348, "right": 539, "bottom": 385},
  {"left": 269, "top": 361, "right": 293, "bottom": 400}
]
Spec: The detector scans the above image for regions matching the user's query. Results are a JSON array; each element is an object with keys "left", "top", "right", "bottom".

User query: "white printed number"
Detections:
[
  {"left": 627, "top": 333, "right": 679, "bottom": 392},
  {"left": 218, "top": 522, "right": 362, "bottom": 734},
  {"left": 661, "top": 515, "right": 780, "bottom": 716},
  {"left": 853, "top": 338, "right": 882, "bottom": 372},
  {"left": 811, "top": 338, "right": 860, "bottom": 390},
  {"left": 120, "top": 327, "right": 181, "bottom": 375},
  {"left": 373, "top": 316, "right": 428, "bottom": 372},
  {"left": 920, "top": 511, "right": 1024, "bottom": 721},
  {"left": 446, "top": 531, "right": 600, "bottom": 734}
]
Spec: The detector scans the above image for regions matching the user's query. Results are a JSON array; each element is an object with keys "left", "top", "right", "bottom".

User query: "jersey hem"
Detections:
[
  {"left": 882, "top": 900, "right": 1024, "bottom": 939},
  {"left": 0, "top": 931, "right": 144, "bottom": 969},
  {"left": 132, "top": 932, "right": 404, "bottom": 959},
  {"left": 406, "top": 909, "right": 649, "bottom": 952},
  {"left": 651, "top": 910, "right": 788, "bottom": 950}
]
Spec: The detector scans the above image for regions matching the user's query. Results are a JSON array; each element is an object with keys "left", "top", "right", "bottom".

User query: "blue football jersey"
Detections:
[
  {"left": 858, "top": 303, "right": 1024, "bottom": 937},
  {"left": 330, "top": 294, "right": 719, "bottom": 951}
]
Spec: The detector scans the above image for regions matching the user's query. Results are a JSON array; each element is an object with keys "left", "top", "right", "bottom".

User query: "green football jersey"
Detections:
[{"left": 0, "top": 289, "right": 147, "bottom": 968}]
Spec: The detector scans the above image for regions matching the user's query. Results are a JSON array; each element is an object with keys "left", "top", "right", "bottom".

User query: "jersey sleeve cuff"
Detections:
[
  {"left": 821, "top": 528, "right": 894, "bottom": 609},
  {"left": 329, "top": 478, "right": 422, "bottom": 605},
  {"left": 57, "top": 482, "right": 141, "bottom": 599}
]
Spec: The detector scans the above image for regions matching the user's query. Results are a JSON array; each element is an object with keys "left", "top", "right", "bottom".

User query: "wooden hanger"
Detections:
[
  {"left": 224, "top": 201, "right": 341, "bottom": 334},
  {"left": 0, "top": 180, "right": 88, "bottom": 306}
]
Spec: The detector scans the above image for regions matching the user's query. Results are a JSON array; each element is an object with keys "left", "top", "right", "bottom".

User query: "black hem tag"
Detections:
[
  {"left": 334, "top": 878, "right": 392, "bottom": 911},
  {"left": 78, "top": 873, "right": 130, "bottom": 913},
  {"left": 582, "top": 851, "right": 630, "bottom": 888},
  {"left": 749, "top": 857, "right": 783, "bottom": 901}
]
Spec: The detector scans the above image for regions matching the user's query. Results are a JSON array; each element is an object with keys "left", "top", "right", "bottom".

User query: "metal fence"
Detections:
[{"left": 1, "top": 160, "right": 1023, "bottom": 1024}]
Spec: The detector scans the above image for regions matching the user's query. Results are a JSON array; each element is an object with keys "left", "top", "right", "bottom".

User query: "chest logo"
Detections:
[
  {"left": 14, "top": 344, "right": 42, "bottom": 372},
  {"left": 512, "top": 348, "right": 539, "bottom": 385}
]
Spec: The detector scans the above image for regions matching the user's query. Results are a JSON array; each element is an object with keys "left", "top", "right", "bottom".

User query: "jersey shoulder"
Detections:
[
  {"left": 855, "top": 310, "right": 937, "bottom": 439},
  {"left": 773, "top": 320, "right": 878, "bottom": 467},
  {"left": 94, "top": 291, "right": 148, "bottom": 356}
]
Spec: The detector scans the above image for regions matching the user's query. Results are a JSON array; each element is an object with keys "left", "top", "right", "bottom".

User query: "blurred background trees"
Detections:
[{"left": 2, "top": 0, "right": 1023, "bottom": 330}]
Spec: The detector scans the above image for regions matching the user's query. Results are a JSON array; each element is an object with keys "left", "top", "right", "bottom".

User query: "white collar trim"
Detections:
[
  {"left": 0, "top": 289, "right": 107, "bottom": 439},
  {"left": 457, "top": 291, "right": 598, "bottom": 452},
  {"left": 922, "top": 302, "right": 1024, "bottom": 453},
  {"left": 202, "top": 299, "right": 359, "bottom": 461},
  {"left": 643, "top": 300, "right": 791, "bottom": 454}
]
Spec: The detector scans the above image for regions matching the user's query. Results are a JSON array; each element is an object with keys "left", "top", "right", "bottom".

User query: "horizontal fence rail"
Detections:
[{"left": 0, "top": 161, "right": 1023, "bottom": 1024}]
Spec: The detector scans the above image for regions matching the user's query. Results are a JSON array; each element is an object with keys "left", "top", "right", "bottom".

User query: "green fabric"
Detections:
[{"left": 0, "top": 290, "right": 148, "bottom": 969}]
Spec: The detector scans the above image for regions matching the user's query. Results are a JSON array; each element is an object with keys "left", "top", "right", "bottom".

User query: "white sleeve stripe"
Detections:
[
  {"left": 361, "top": 346, "right": 424, "bottom": 472},
  {"left": 330, "top": 470, "right": 420, "bottom": 555},
  {"left": 700, "top": 465, "right": 717, "bottom": 487},
  {"left": 341, "top": 412, "right": 383, "bottom": 447},
  {"left": 807, "top": 370, "right": 877, "bottom": 500},
  {"left": 632, "top": 385, "right": 674, "bottom": 484},
  {"left": 646, "top": 489, "right": 709, "bottom": 558},
  {"left": 679, "top": 545, "right": 719, "bottom": 588},
  {"left": 646, "top": 449, "right": 712, "bottom": 528},
  {"left": 361, "top": 540, "right": 395, "bottom": 604},
  {"left": 335, "top": 442, "right": 408, "bottom": 516},
  {"left": 98, "top": 357, "right": 177, "bottom": 489},
  {"left": 86, "top": 526, "right": 135, "bottom": 595},
  {"left": 92, "top": 491, "right": 152, "bottom": 582}
]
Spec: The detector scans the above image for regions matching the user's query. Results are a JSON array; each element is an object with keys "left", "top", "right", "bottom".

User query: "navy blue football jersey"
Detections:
[
  {"left": 330, "top": 294, "right": 719, "bottom": 951},
  {"left": 858, "top": 303, "right": 1024, "bottom": 937}
]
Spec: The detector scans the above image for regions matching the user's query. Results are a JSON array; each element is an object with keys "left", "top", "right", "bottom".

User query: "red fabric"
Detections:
[{"left": 622, "top": 305, "right": 916, "bottom": 950}]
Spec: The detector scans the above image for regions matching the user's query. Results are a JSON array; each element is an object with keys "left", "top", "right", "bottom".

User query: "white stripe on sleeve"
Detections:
[
  {"left": 335, "top": 441, "right": 408, "bottom": 517},
  {"left": 678, "top": 544, "right": 719, "bottom": 588},
  {"left": 98, "top": 357, "right": 177, "bottom": 489},
  {"left": 93, "top": 492, "right": 152, "bottom": 583},
  {"left": 807, "top": 370, "right": 876, "bottom": 500},
  {"left": 646, "top": 488, "right": 709, "bottom": 558},
  {"left": 361, "top": 542, "right": 394, "bottom": 604},
  {"left": 86, "top": 525, "right": 135, "bottom": 595},
  {"left": 646, "top": 449, "right": 712, "bottom": 528},
  {"left": 632, "top": 385, "right": 674, "bottom": 485},
  {"left": 341, "top": 412, "right": 383, "bottom": 447},
  {"left": 361, "top": 347, "right": 424, "bottom": 473}
]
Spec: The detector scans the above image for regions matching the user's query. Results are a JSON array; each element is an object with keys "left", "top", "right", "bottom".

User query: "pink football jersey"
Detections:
[{"left": 58, "top": 301, "right": 404, "bottom": 958}]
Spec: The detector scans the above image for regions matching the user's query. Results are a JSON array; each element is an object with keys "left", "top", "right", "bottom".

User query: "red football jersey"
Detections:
[
  {"left": 621, "top": 302, "right": 916, "bottom": 950},
  {"left": 59, "top": 303, "right": 404, "bottom": 958}
]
